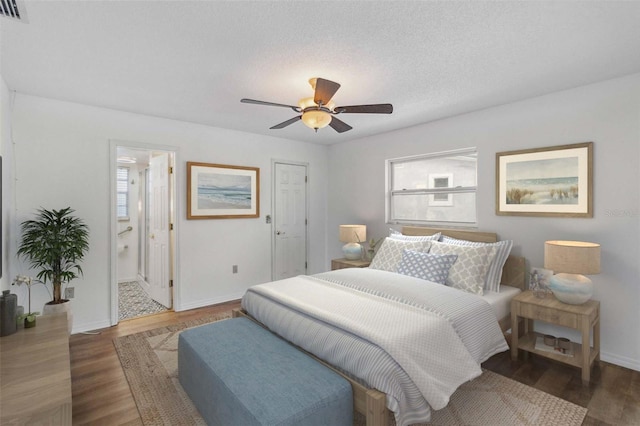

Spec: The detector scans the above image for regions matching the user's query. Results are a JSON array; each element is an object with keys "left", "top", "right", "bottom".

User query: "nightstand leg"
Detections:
[
  {"left": 511, "top": 311, "right": 518, "bottom": 361},
  {"left": 594, "top": 315, "right": 600, "bottom": 362},
  {"left": 522, "top": 319, "right": 533, "bottom": 361},
  {"left": 581, "top": 318, "right": 591, "bottom": 384}
]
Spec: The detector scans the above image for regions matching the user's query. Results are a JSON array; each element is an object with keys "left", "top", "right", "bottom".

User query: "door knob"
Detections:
[{"left": 276, "top": 231, "right": 285, "bottom": 235}]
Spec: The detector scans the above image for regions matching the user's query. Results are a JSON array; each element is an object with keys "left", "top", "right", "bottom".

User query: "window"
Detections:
[
  {"left": 117, "top": 167, "right": 130, "bottom": 220},
  {"left": 429, "top": 173, "right": 454, "bottom": 206},
  {"left": 386, "top": 148, "right": 477, "bottom": 226}
]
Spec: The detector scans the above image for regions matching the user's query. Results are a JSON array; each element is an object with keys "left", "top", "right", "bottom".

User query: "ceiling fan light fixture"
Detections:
[
  {"left": 301, "top": 110, "right": 332, "bottom": 130},
  {"left": 241, "top": 77, "right": 392, "bottom": 133},
  {"left": 298, "top": 97, "right": 316, "bottom": 110},
  {"left": 298, "top": 97, "right": 335, "bottom": 111}
]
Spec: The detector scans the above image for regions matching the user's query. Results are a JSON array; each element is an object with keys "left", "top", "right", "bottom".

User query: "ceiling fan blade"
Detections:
[
  {"left": 335, "top": 104, "right": 393, "bottom": 114},
  {"left": 314, "top": 78, "right": 341, "bottom": 106},
  {"left": 241, "top": 98, "right": 299, "bottom": 110},
  {"left": 270, "top": 116, "right": 301, "bottom": 129},
  {"left": 329, "top": 116, "right": 353, "bottom": 133}
]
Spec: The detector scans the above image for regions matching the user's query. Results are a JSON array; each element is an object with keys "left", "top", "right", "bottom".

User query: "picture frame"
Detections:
[
  {"left": 496, "top": 142, "right": 593, "bottom": 217},
  {"left": 530, "top": 267, "right": 553, "bottom": 288},
  {"left": 187, "top": 162, "right": 260, "bottom": 219}
]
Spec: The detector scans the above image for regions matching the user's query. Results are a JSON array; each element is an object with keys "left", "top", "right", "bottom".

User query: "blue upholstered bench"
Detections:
[{"left": 178, "top": 317, "right": 353, "bottom": 426}]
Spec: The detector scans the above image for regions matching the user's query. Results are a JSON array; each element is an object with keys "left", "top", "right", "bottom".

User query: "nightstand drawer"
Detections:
[
  {"left": 331, "top": 258, "right": 371, "bottom": 270},
  {"left": 518, "top": 304, "right": 578, "bottom": 328}
]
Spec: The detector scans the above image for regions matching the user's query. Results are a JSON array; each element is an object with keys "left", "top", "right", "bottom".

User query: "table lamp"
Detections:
[
  {"left": 544, "top": 240, "right": 600, "bottom": 304},
  {"left": 339, "top": 225, "right": 366, "bottom": 260}
]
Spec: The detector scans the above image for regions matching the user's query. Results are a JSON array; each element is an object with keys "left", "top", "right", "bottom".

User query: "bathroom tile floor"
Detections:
[{"left": 118, "top": 281, "right": 168, "bottom": 321}]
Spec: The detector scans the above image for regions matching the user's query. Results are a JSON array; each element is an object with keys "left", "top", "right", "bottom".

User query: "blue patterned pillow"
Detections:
[{"left": 397, "top": 249, "right": 458, "bottom": 285}]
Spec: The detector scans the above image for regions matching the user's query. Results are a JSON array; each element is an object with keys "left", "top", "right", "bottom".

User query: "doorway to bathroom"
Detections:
[{"left": 111, "top": 142, "right": 177, "bottom": 324}]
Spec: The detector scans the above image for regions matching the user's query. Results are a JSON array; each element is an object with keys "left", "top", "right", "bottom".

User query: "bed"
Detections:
[{"left": 237, "top": 227, "right": 526, "bottom": 426}]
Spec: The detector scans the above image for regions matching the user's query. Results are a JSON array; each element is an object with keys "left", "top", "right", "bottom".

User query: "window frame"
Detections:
[
  {"left": 385, "top": 147, "right": 478, "bottom": 227},
  {"left": 117, "top": 166, "right": 130, "bottom": 221}
]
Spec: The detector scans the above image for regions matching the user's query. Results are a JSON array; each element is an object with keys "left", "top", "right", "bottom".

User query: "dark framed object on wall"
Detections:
[
  {"left": 496, "top": 142, "right": 593, "bottom": 217},
  {"left": 187, "top": 161, "right": 260, "bottom": 219}
]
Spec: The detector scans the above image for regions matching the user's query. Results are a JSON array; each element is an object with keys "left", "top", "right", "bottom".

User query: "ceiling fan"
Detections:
[{"left": 241, "top": 78, "right": 393, "bottom": 133}]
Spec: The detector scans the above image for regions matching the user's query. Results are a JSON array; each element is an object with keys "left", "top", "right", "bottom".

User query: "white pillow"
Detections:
[
  {"left": 397, "top": 249, "right": 458, "bottom": 285},
  {"left": 440, "top": 236, "right": 513, "bottom": 292},
  {"left": 369, "top": 238, "right": 432, "bottom": 272},
  {"left": 389, "top": 228, "right": 441, "bottom": 242},
  {"left": 430, "top": 241, "right": 498, "bottom": 295}
]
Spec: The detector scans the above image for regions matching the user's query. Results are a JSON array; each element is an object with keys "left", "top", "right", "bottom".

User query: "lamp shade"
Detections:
[
  {"left": 339, "top": 225, "right": 366, "bottom": 243},
  {"left": 299, "top": 97, "right": 335, "bottom": 130},
  {"left": 301, "top": 110, "right": 332, "bottom": 130},
  {"left": 544, "top": 240, "right": 601, "bottom": 275}
]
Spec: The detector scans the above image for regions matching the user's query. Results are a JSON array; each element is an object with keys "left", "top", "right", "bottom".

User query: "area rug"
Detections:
[{"left": 114, "top": 313, "right": 588, "bottom": 426}]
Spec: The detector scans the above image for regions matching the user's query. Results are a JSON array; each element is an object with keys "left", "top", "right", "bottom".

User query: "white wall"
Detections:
[
  {"left": 328, "top": 74, "right": 640, "bottom": 371},
  {"left": 0, "top": 75, "right": 13, "bottom": 291},
  {"left": 9, "top": 94, "right": 329, "bottom": 332}
]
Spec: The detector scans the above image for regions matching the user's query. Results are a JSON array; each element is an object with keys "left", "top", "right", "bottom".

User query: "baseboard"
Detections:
[
  {"left": 601, "top": 350, "right": 640, "bottom": 372},
  {"left": 69, "top": 292, "right": 242, "bottom": 334},
  {"left": 176, "top": 291, "right": 245, "bottom": 312},
  {"left": 71, "top": 318, "right": 112, "bottom": 335}
]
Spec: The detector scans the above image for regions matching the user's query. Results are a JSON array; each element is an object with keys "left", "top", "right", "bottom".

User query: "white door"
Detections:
[
  {"left": 145, "top": 153, "right": 172, "bottom": 308},
  {"left": 273, "top": 163, "right": 307, "bottom": 280}
]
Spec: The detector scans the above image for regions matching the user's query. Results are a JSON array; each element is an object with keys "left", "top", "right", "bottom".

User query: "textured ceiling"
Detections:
[{"left": 2, "top": 1, "right": 640, "bottom": 145}]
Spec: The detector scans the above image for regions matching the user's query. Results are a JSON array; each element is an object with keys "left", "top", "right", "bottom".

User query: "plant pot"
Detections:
[
  {"left": 43, "top": 300, "right": 73, "bottom": 335},
  {"left": 24, "top": 315, "right": 36, "bottom": 328}
]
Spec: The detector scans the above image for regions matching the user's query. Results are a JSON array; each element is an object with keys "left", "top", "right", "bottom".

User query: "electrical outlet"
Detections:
[
  {"left": 232, "top": 265, "right": 238, "bottom": 274},
  {"left": 65, "top": 287, "right": 75, "bottom": 299}
]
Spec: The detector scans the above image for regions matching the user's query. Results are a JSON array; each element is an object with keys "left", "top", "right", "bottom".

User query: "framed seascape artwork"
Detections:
[
  {"left": 187, "top": 162, "right": 260, "bottom": 219},
  {"left": 496, "top": 142, "right": 593, "bottom": 217}
]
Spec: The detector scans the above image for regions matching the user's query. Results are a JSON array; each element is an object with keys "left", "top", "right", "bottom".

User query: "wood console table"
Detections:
[{"left": 0, "top": 313, "right": 72, "bottom": 424}]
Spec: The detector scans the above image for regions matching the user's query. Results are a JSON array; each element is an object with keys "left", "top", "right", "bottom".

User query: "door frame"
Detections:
[
  {"left": 271, "top": 159, "right": 309, "bottom": 281},
  {"left": 109, "top": 139, "right": 180, "bottom": 326}
]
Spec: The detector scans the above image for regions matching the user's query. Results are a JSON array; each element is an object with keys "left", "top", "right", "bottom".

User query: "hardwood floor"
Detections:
[
  {"left": 484, "top": 351, "right": 640, "bottom": 425},
  {"left": 69, "top": 300, "right": 240, "bottom": 425},
  {"left": 70, "top": 301, "right": 640, "bottom": 425}
]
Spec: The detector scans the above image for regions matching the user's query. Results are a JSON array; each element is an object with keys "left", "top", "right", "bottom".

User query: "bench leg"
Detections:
[{"left": 366, "top": 389, "right": 387, "bottom": 426}]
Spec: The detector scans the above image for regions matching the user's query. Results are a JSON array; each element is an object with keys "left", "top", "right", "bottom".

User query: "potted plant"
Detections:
[
  {"left": 12, "top": 275, "right": 40, "bottom": 328},
  {"left": 367, "top": 237, "right": 382, "bottom": 261},
  {"left": 17, "top": 207, "right": 89, "bottom": 334}
]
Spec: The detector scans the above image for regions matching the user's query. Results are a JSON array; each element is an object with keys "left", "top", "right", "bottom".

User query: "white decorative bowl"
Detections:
[{"left": 548, "top": 273, "right": 593, "bottom": 305}]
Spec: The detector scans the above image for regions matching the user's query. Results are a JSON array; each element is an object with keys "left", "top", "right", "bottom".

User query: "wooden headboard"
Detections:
[{"left": 401, "top": 226, "right": 527, "bottom": 290}]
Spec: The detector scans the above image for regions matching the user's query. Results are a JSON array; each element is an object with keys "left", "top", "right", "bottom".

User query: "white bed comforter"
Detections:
[{"left": 241, "top": 268, "right": 508, "bottom": 425}]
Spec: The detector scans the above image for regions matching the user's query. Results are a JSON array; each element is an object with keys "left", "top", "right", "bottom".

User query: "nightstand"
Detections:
[
  {"left": 511, "top": 290, "right": 600, "bottom": 384},
  {"left": 331, "top": 258, "right": 371, "bottom": 270}
]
